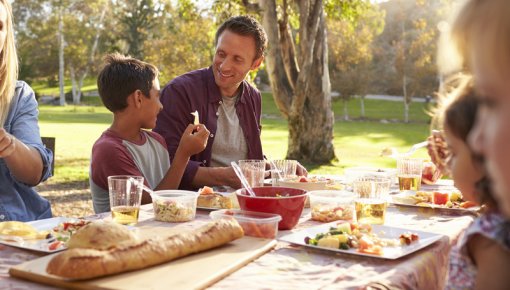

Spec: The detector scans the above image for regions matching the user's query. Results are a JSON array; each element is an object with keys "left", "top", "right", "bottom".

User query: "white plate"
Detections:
[
  {"left": 391, "top": 191, "right": 479, "bottom": 216},
  {"left": 279, "top": 222, "right": 444, "bottom": 260},
  {"left": 0, "top": 217, "right": 76, "bottom": 253}
]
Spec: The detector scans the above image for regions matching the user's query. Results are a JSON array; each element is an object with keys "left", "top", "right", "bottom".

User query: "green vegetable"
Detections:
[
  {"left": 339, "top": 243, "right": 349, "bottom": 250},
  {"left": 336, "top": 223, "right": 351, "bottom": 235}
]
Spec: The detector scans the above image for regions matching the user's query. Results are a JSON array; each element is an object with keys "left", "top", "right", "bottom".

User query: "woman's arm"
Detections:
[{"left": 0, "top": 128, "right": 43, "bottom": 185}]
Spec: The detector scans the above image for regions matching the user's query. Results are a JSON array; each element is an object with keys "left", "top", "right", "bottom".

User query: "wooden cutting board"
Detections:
[{"left": 9, "top": 230, "right": 276, "bottom": 290}]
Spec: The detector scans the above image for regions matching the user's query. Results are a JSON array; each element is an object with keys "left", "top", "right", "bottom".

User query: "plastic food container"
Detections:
[
  {"left": 308, "top": 190, "right": 356, "bottom": 222},
  {"left": 151, "top": 190, "right": 198, "bottom": 222},
  {"left": 210, "top": 209, "right": 282, "bottom": 239}
]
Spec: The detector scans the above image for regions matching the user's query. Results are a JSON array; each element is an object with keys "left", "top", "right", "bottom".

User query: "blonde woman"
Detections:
[{"left": 0, "top": 0, "right": 53, "bottom": 221}]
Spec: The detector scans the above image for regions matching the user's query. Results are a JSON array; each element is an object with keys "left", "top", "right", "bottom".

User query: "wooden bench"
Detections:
[{"left": 41, "top": 137, "right": 55, "bottom": 176}]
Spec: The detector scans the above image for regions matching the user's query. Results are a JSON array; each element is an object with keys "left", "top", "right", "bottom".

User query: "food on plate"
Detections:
[
  {"left": 392, "top": 190, "right": 477, "bottom": 209},
  {"left": 311, "top": 206, "right": 354, "bottom": 223},
  {"left": 46, "top": 218, "right": 244, "bottom": 280},
  {"left": 51, "top": 219, "right": 91, "bottom": 243},
  {"left": 153, "top": 198, "right": 195, "bottom": 222},
  {"left": 304, "top": 221, "right": 419, "bottom": 256},
  {"left": 432, "top": 191, "right": 449, "bottom": 205},
  {"left": 286, "top": 175, "right": 329, "bottom": 183},
  {"left": 399, "top": 232, "right": 419, "bottom": 245},
  {"left": 67, "top": 221, "right": 138, "bottom": 250},
  {"left": 197, "top": 186, "right": 233, "bottom": 209},
  {"left": 0, "top": 221, "right": 48, "bottom": 239},
  {"left": 191, "top": 110, "right": 199, "bottom": 125}
]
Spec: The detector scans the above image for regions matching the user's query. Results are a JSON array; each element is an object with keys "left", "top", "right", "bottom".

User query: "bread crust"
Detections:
[{"left": 46, "top": 219, "right": 244, "bottom": 279}]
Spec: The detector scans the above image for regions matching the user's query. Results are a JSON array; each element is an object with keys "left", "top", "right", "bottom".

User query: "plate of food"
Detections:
[
  {"left": 277, "top": 176, "right": 334, "bottom": 191},
  {"left": 0, "top": 217, "right": 91, "bottom": 253},
  {"left": 197, "top": 186, "right": 239, "bottom": 210},
  {"left": 391, "top": 190, "right": 479, "bottom": 215},
  {"left": 279, "top": 221, "right": 443, "bottom": 260}
]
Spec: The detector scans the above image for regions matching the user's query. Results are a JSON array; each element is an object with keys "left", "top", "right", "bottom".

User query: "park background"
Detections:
[{"left": 11, "top": 0, "right": 456, "bottom": 217}]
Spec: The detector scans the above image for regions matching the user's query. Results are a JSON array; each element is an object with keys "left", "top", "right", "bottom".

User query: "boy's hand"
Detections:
[{"left": 178, "top": 124, "right": 210, "bottom": 156}]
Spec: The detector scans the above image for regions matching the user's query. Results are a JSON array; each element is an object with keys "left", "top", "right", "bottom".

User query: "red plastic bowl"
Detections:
[{"left": 235, "top": 187, "right": 307, "bottom": 230}]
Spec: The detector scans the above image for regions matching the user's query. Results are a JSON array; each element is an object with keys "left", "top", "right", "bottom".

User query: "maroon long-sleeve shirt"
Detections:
[{"left": 154, "top": 67, "right": 264, "bottom": 190}]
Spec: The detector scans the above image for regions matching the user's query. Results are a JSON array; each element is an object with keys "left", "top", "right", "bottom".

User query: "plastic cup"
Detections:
[
  {"left": 352, "top": 176, "right": 391, "bottom": 225},
  {"left": 270, "top": 159, "right": 297, "bottom": 186},
  {"left": 108, "top": 175, "right": 143, "bottom": 225},
  {"left": 397, "top": 158, "right": 424, "bottom": 191},
  {"left": 238, "top": 159, "right": 266, "bottom": 188}
]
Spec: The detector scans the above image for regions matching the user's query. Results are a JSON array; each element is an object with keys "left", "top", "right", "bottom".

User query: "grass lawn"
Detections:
[{"left": 39, "top": 93, "right": 433, "bottom": 184}]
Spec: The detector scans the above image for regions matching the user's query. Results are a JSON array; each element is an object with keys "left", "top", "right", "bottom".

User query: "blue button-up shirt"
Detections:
[{"left": 0, "top": 81, "right": 53, "bottom": 221}]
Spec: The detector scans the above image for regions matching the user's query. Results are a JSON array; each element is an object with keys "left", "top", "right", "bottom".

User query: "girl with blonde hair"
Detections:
[
  {"left": 438, "top": 0, "right": 510, "bottom": 288},
  {"left": 0, "top": 0, "right": 53, "bottom": 221}
]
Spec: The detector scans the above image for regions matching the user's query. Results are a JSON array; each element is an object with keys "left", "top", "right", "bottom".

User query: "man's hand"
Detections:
[
  {"left": 296, "top": 162, "right": 308, "bottom": 176},
  {"left": 178, "top": 124, "right": 210, "bottom": 157}
]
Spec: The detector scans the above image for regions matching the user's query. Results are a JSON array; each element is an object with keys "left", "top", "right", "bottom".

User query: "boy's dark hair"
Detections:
[
  {"left": 97, "top": 53, "right": 158, "bottom": 112},
  {"left": 215, "top": 15, "right": 268, "bottom": 60}
]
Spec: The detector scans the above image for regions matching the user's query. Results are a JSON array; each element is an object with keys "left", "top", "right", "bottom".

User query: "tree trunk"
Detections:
[
  {"left": 343, "top": 98, "right": 349, "bottom": 121},
  {"left": 58, "top": 4, "right": 65, "bottom": 106},
  {"left": 260, "top": 0, "right": 336, "bottom": 164},
  {"left": 70, "top": 66, "right": 81, "bottom": 105},
  {"left": 403, "top": 74, "right": 409, "bottom": 123},
  {"left": 404, "top": 101, "right": 409, "bottom": 123},
  {"left": 68, "top": 7, "right": 106, "bottom": 105},
  {"left": 360, "top": 95, "right": 366, "bottom": 119}
]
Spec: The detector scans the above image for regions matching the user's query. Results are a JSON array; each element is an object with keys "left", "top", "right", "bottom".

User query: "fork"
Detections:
[{"left": 382, "top": 141, "right": 429, "bottom": 159}]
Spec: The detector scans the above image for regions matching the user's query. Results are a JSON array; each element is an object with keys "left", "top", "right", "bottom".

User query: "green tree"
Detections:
[
  {"left": 115, "top": 0, "right": 162, "bottom": 60},
  {"left": 371, "top": 0, "right": 453, "bottom": 122},
  {"left": 144, "top": 0, "right": 214, "bottom": 83},
  {"left": 14, "top": 0, "right": 115, "bottom": 104},
  {"left": 211, "top": 0, "right": 371, "bottom": 164},
  {"left": 328, "top": 2, "right": 384, "bottom": 120}
]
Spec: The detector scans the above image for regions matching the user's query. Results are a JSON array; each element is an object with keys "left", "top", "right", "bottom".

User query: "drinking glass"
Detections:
[
  {"left": 238, "top": 160, "right": 266, "bottom": 188},
  {"left": 352, "top": 177, "right": 391, "bottom": 225},
  {"left": 397, "top": 158, "right": 424, "bottom": 191},
  {"left": 270, "top": 159, "right": 297, "bottom": 186},
  {"left": 108, "top": 175, "right": 143, "bottom": 225}
]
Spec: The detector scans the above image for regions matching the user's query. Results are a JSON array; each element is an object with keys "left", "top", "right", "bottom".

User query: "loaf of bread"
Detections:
[
  {"left": 66, "top": 221, "right": 138, "bottom": 250},
  {"left": 46, "top": 218, "right": 244, "bottom": 280}
]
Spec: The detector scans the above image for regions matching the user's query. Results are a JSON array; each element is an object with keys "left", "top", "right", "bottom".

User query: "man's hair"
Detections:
[
  {"left": 97, "top": 53, "right": 158, "bottom": 112},
  {"left": 215, "top": 15, "right": 268, "bottom": 60}
]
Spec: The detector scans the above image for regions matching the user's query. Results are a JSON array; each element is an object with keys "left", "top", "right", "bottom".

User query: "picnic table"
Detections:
[{"left": 0, "top": 181, "right": 474, "bottom": 289}]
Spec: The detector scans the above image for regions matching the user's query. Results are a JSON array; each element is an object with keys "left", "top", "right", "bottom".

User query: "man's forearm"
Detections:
[{"left": 191, "top": 166, "right": 241, "bottom": 189}]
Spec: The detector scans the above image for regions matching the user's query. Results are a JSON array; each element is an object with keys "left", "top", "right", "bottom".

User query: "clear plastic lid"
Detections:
[{"left": 210, "top": 209, "right": 282, "bottom": 224}]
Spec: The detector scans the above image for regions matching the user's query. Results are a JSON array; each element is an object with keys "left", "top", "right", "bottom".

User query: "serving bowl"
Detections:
[{"left": 235, "top": 187, "right": 307, "bottom": 230}]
